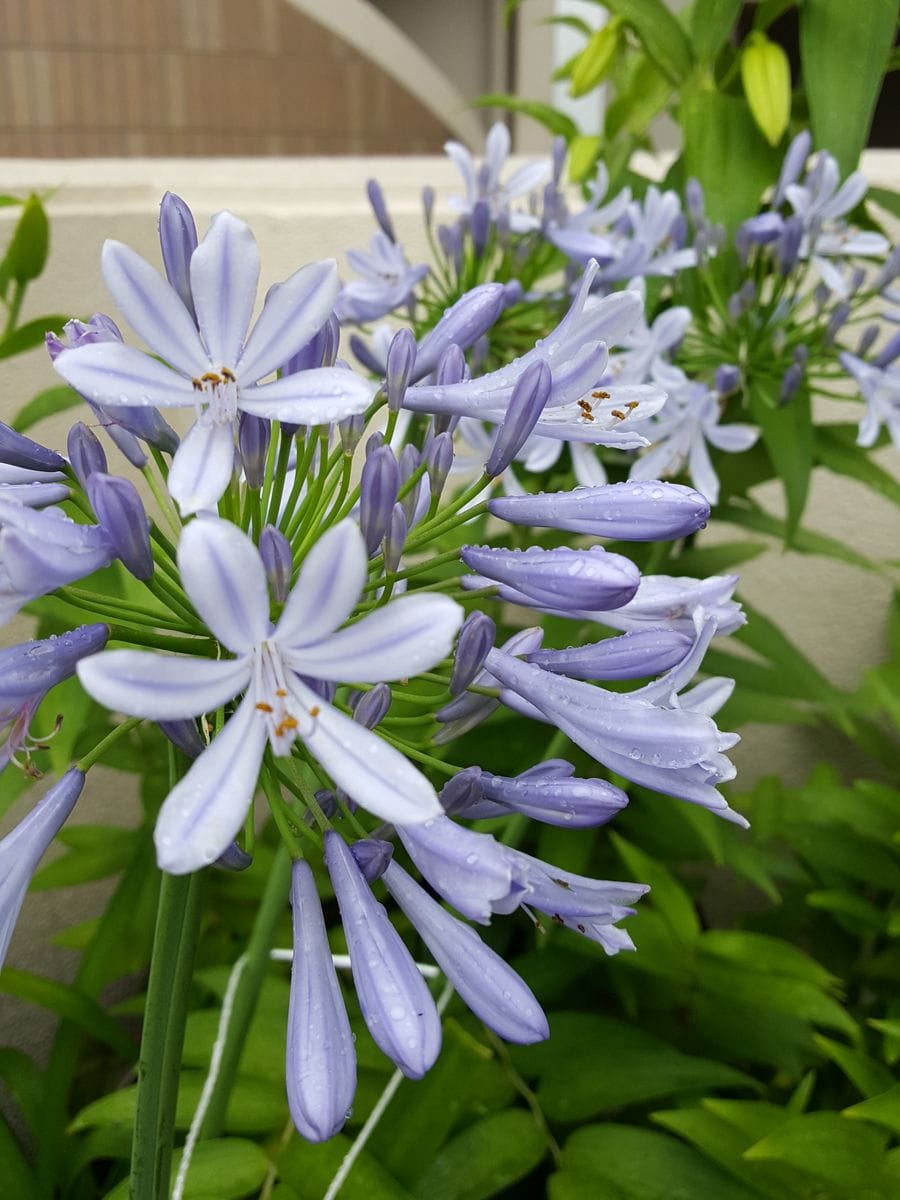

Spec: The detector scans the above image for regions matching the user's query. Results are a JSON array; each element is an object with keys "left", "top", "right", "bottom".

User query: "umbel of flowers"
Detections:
[{"left": 0, "top": 187, "right": 748, "bottom": 1144}]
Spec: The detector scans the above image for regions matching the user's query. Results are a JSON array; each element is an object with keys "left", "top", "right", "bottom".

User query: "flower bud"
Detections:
[
  {"left": 103, "top": 422, "right": 148, "bottom": 468},
  {"left": 259, "top": 524, "right": 293, "bottom": 603},
  {"left": 714, "top": 364, "right": 740, "bottom": 396},
  {"left": 857, "top": 324, "right": 880, "bottom": 356},
  {"left": 66, "top": 421, "right": 108, "bottom": 488},
  {"left": 359, "top": 446, "right": 400, "bottom": 555},
  {"left": 0, "top": 422, "right": 65, "bottom": 471},
  {"left": 470, "top": 199, "right": 491, "bottom": 257},
  {"left": 86, "top": 472, "right": 153, "bottom": 581},
  {"left": 159, "top": 192, "right": 198, "bottom": 317},
  {"left": 386, "top": 327, "right": 416, "bottom": 412},
  {"left": 349, "top": 837, "right": 394, "bottom": 883},
  {"left": 237, "top": 412, "right": 270, "bottom": 489},
  {"left": 366, "top": 178, "right": 396, "bottom": 242},
  {"left": 776, "top": 216, "right": 803, "bottom": 274},
  {"left": 779, "top": 362, "right": 804, "bottom": 405},
  {"left": 414, "top": 284, "right": 506, "bottom": 380},
  {"left": 158, "top": 718, "right": 206, "bottom": 759},
  {"left": 424, "top": 430, "right": 454, "bottom": 501},
  {"left": 383, "top": 502, "right": 408, "bottom": 572},
  {"left": 461, "top": 544, "right": 640, "bottom": 613},
  {"left": 352, "top": 682, "right": 391, "bottom": 730},
  {"left": 422, "top": 185, "right": 435, "bottom": 228},
  {"left": 485, "top": 359, "right": 551, "bottom": 476},
  {"left": 489, "top": 481, "right": 710, "bottom": 541},
  {"left": 825, "top": 300, "right": 850, "bottom": 345},
  {"left": 686, "top": 178, "right": 705, "bottom": 225},
  {"left": 435, "top": 343, "right": 467, "bottom": 386},
  {"left": 875, "top": 329, "right": 900, "bottom": 368},
  {"left": 338, "top": 411, "right": 366, "bottom": 455},
  {"left": 449, "top": 611, "right": 496, "bottom": 696},
  {"left": 215, "top": 842, "right": 253, "bottom": 871}
]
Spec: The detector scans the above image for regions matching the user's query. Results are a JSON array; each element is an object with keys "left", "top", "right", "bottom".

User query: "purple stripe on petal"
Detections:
[{"left": 190, "top": 211, "right": 260, "bottom": 368}]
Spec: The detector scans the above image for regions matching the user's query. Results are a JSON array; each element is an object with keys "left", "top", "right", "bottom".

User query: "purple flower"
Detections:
[
  {"left": 0, "top": 768, "right": 85, "bottom": 970},
  {"left": 325, "top": 833, "right": 441, "bottom": 1079},
  {"left": 413, "top": 284, "right": 507, "bottom": 380},
  {"left": 286, "top": 858, "right": 356, "bottom": 1142},
  {"left": 52, "top": 212, "right": 376, "bottom": 514},
  {"left": 0, "top": 422, "right": 66, "bottom": 473},
  {"left": 434, "top": 626, "right": 543, "bottom": 744},
  {"left": 77, "top": 517, "right": 463, "bottom": 872},
  {"left": 460, "top": 544, "right": 640, "bottom": 612},
  {"left": 840, "top": 351, "right": 900, "bottom": 449},
  {"left": 448, "top": 762, "right": 628, "bottom": 829},
  {"left": 444, "top": 122, "right": 550, "bottom": 234},
  {"left": 0, "top": 462, "right": 68, "bottom": 509},
  {"left": 589, "top": 573, "right": 745, "bottom": 637},
  {"left": 335, "top": 232, "right": 428, "bottom": 324}
]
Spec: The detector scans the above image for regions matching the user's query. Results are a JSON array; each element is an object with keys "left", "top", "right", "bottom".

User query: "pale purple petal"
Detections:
[
  {"left": 237, "top": 260, "right": 340, "bottom": 384},
  {"left": 77, "top": 650, "right": 250, "bottom": 720},
  {"left": 703, "top": 422, "right": 759, "bottom": 453},
  {"left": 101, "top": 240, "right": 207, "bottom": 375},
  {"left": 284, "top": 595, "right": 463, "bottom": 682},
  {"left": 276, "top": 521, "right": 367, "bottom": 648},
  {"left": 167, "top": 419, "right": 237, "bottom": 516},
  {"left": 688, "top": 434, "right": 719, "bottom": 503},
  {"left": 53, "top": 342, "right": 195, "bottom": 409},
  {"left": 287, "top": 858, "right": 356, "bottom": 1141},
  {"left": 325, "top": 833, "right": 441, "bottom": 1079},
  {"left": 190, "top": 212, "right": 260, "bottom": 367},
  {"left": 177, "top": 516, "right": 272, "bottom": 652},
  {"left": 154, "top": 694, "right": 267, "bottom": 873},
  {"left": 237, "top": 368, "right": 376, "bottom": 426}
]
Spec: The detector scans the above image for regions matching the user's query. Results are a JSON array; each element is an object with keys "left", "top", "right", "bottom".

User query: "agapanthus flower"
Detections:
[
  {"left": 51, "top": 212, "right": 376, "bottom": 514},
  {"left": 335, "top": 231, "right": 428, "bottom": 323},
  {"left": 445, "top": 121, "right": 550, "bottom": 234},
  {"left": 839, "top": 350, "right": 900, "bottom": 448},
  {"left": 77, "top": 516, "right": 463, "bottom": 872}
]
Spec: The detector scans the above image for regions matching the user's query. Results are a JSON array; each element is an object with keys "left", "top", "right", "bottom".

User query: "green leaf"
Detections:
[
  {"left": 690, "top": 0, "right": 741, "bottom": 63},
  {"left": 278, "top": 1132, "right": 414, "bottom": 1200},
  {"left": 0, "top": 1117, "right": 37, "bottom": 1200},
  {"left": 680, "top": 90, "right": 780, "bottom": 229},
  {"left": 868, "top": 186, "right": 900, "bottom": 219},
  {"left": 32, "top": 826, "right": 135, "bottom": 890},
  {"left": 568, "top": 135, "right": 602, "bottom": 183},
  {"left": 550, "top": 1124, "right": 764, "bottom": 1200},
  {"left": 846, "top": 1084, "right": 900, "bottom": 1135},
  {"left": 103, "top": 1139, "right": 269, "bottom": 1200},
  {"left": 603, "top": 0, "right": 694, "bottom": 83},
  {"left": 0, "top": 969, "right": 134, "bottom": 1059},
  {"left": 750, "top": 381, "right": 813, "bottom": 540},
  {"left": 699, "top": 931, "right": 837, "bottom": 990},
  {"left": 4, "top": 195, "right": 49, "bottom": 284},
  {"left": 716, "top": 500, "right": 881, "bottom": 571},
  {"left": 0, "top": 315, "right": 72, "bottom": 360},
  {"left": 744, "top": 1112, "right": 891, "bottom": 1196},
  {"left": 471, "top": 94, "right": 578, "bottom": 140},
  {"left": 412, "top": 1108, "right": 547, "bottom": 1200},
  {"left": 570, "top": 19, "right": 623, "bottom": 96},
  {"left": 813, "top": 1036, "right": 896, "bottom": 1099},
  {"left": 735, "top": 599, "right": 841, "bottom": 703},
  {"left": 0, "top": 1048, "right": 45, "bottom": 1136},
  {"left": 610, "top": 833, "right": 700, "bottom": 944},
  {"left": 741, "top": 32, "right": 791, "bottom": 146},
  {"left": 675, "top": 539, "right": 767, "bottom": 576},
  {"left": 512, "top": 1013, "right": 757, "bottom": 1122},
  {"left": 800, "top": 0, "right": 899, "bottom": 175},
  {"left": 815, "top": 426, "right": 900, "bottom": 507},
  {"left": 11, "top": 385, "right": 82, "bottom": 434}
]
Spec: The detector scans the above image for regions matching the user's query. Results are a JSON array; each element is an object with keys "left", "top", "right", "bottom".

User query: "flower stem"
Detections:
[
  {"left": 76, "top": 716, "right": 143, "bottom": 772},
  {"left": 130, "top": 867, "right": 203, "bottom": 1200},
  {"left": 198, "top": 844, "right": 293, "bottom": 1139}
]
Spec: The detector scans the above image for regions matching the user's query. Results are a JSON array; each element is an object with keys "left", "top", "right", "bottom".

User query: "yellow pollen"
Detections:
[
  {"left": 309, "top": 705, "right": 320, "bottom": 718},
  {"left": 201, "top": 371, "right": 223, "bottom": 385},
  {"left": 221, "top": 366, "right": 237, "bottom": 382},
  {"left": 275, "top": 688, "right": 288, "bottom": 697},
  {"left": 255, "top": 702, "right": 273, "bottom": 713},
  {"left": 592, "top": 389, "right": 610, "bottom": 400},
  {"left": 611, "top": 409, "right": 626, "bottom": 420},
  {"left": 626, "top": 401, "right": 640, "bottom": 411}
]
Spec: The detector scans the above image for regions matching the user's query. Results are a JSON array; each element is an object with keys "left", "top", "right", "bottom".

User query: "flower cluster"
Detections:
[{"left": 0, "top": 189, "right": 749, "bottom": 1144}]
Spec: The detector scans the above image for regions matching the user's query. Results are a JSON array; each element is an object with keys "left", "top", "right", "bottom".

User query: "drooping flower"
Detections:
[
  {"left": 77, "top": 516, "right": 464, "bottom": 872},
  {"left": 52, "top": 212, "right": 377, "bottom": 514}
]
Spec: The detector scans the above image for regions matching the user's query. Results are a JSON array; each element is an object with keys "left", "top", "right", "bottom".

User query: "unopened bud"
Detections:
[
  {"left": 352, "top": 682, "right": 392, "bottom": 730},
  {"left": 238, "top": 412, "right": 270, "bottom": 489},
  {"left": 67, "top": 422, "right": 108, "bottom": 488},
  {"left": 259, "top": 524, "right": 292, "bottom": 603},
  {"left": 359, "top": 446, "right": 400, "bottom": 555},
  {"left": 386, "top": 327, "right": 416, "bottom": 412},
  {"left": 485, "top": 359, "right": 551, "bottom": 476},
  {"left": 449, "top": 611, "right": 496, "bottom": 696},
  {"left": 87, "top": 473, "right": 153, "bottom": 581}
]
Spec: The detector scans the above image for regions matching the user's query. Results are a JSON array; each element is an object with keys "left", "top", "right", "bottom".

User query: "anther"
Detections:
[
  {"left": 256, "top": 702, "right": 273, "bottom": 713},
  {"left": 221, "top": 366, "right": 237, "bottom": 382},
  {"left": 592, "top": 389, "right": 610, "bottom": 399}
]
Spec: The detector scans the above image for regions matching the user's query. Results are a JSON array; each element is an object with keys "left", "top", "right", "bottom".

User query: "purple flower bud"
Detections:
[
  {"left": 776, "top": 216, "right": 804, "bottom": 274},
  {"left": 485, "top": 360, "right": 552, "bottom": 476},
  {"left": 527, "top": 628, "right": 693, "bottom": 680},
  {"left": 366, "top": 178, "right": 396, "bottom": 243},
  {"left": 66, "top": 421, "right": 108, "bottom": 488},
  {"left": 461, "top": 544, "right": 640, "bottom": 612},
  {"left": 215, "top": 841, "right": 253, "bottom": 871},
  {"left": 449, "top": 611, "right": 496, "bottom": 697},
  {"left": 386, "top": 327, "right": 416, "bottom": 413},
  {"left": 773, "top": 129, "right": 812, "bottom": 205},
  {"left": 551, "top": 136, "right": 566, "bottom": 184},
  {"left": 365, "top": 431, "right": 385, "bottom": 458},
  {"left": 779, "top": 362, "right": 804, "bottom": 405},
  {"left": 858, "top": 324, "right": 880, "bottom": 356},
  {"left": 350, "top": 837, "right": 394, "bottom": 884},
  {"left": 439, "top": 766, "right": 484, "bottom": 815},
  {"left": 489, "top": 481, "right": 709, "bottom": 542},
  {"left": 103, "top": 422, "right": 148, "bottom": 469},
  {"left": 158, "top": 718, "right": 206, "bottom": 759},
  {"left": 159, "top": 192, "right": 198, "bottom": 317},
  {"left": 352, "top": 682, "right": 391, "bottom": 730},
  {"left": 259, "top": 524, "right": 293, "bottom": 603},
  {"left": 875, "top": 329, "right": 900, "bottom": 367},
  {"left": 438, "top": 223, "right": 463, "bottom": 275},
  {"left": 86, "top": 472, "right": 153, "bottom": 581},
  {"left": 414, "top": 284, "right": 506, "bottom": 380},
  {"left": 237, "top": 413, "right": 270, "bottom": 489},
  {"left": 338, "top": 411, "right": 366, "bottom": 455},
  {"left": 714, "top": 364, "right": 740, "bottom": 396},
  {"left": 739, "top": 280, "right": 756, "bottom": 309},
  {"left": 383, "top": 503, "right": 407, "bottom": 573},
  {"left": 0, "top": 422, "right": 65, "bottom": 472},
  {"left": 875, "top": 244, "right": 900, "bottom": 290},
  {"left": 422, "top": 186, "right": 435, "bottom": 228},
  {"left": 686, "top": 178, "right": 705, "bottom": 224},
  {"left": 479, "top": 768, "right": 627, "bottom": 828},
  {"left": 470, "top": 200, "right": 491, "bottom": 257},
  {"left": 282, "top": 318, "right": 331, "bottom": 377},
  {"left": 349, "top": 333, "right": 383, "bottom": 375},
  {"left": 503, "top": 279, "right": 524, "bottom": 308},
  {"left": 813, "top": 282, "right": 830, "bottom": 313},
  {"left": 383, "top": 861, "right": 549, "bottom": 1044},
  {"left": 435, "top": 343, "right": 467, "bottom": 387},
  {"left": 325, "top": 833, "right": 441, "bottom": 1079},
  {"left": 0, "top": 768, "right": 85, "bottom": 970},
  {"left": 424, "top": 431, "right": 454, "bottom": 500},
  {"left": 89, "top": 397, "right": 179, "bottom": 458},
  {"left": 793, "top": 344, "right": 809, "bottom": 367},
  {"left": 286, "top": 859, "right": 356, "bottom": 1142},
  {"left": 727, "top": 292, "right": 744, "bottom": 321},
  {"left": 359, "top": 446, "right": 400, "bottom": 555},
  {"left": 670, "top": 213, "right": 688, "bottom": 250},
  {"left": 738, "top": 213, "right": 783, "bottom": 245},
  {"left": 825, "top": 300, "right": 851, "bottom": 345}
]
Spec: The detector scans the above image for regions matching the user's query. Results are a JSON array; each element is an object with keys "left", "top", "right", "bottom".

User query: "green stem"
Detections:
[
  {"left": 130, "top": 868, "right": 203, "bottom": 1200},
  {"left": 76, "top": 716, "right": 143, "bottom": 772},
  {"left": 198, "top": 845, "right": 293, "bottom": 1138}
]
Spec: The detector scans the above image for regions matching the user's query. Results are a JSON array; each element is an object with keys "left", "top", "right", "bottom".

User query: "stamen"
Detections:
[
  {"left": 221, "top": 366, "right": 237, "bottom": 383},
  {"left": 592, "top": 389, "right": 610, "bottom": 399},
  {"left": 309, "top": 706, "right": 320, "bottom": 718},
  {"left": 611, "top": 409, "right": 626, "bottom": 420},
  {"left": 256, "top": 702, "right": 274, "bottom": 713}
]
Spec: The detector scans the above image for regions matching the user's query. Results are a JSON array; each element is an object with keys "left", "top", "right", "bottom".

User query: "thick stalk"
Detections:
[{"left": 130, "top": 870, "right": 203, "bottom": 1200}]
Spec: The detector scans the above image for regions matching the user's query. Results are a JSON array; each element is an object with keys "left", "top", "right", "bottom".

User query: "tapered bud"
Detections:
[
  {"left": 470, "top": 200, "right": 491, "bottom": 257},
  {"left": 825, "top": 301, "right": 850, "bottom": 345},
  {"left": 365, "top": 431, "right": 384, "bottom": 458},
  {"left": 424, "top": 431, "right": 454, "bottom": 500},
  {"left": 686, "top": 178, "right": 705, "bottom": 224},
  {"left": 103, "top": 422, "right": 148, "bottom": 468},
  {"left": 259, "top": 524, "right": 293, "bottom": 603},
  {"left": 237, "top": 412, "right": 270, "bottom": 489},
  {"left": 86, "top": 473, "right": 153, "bottom": 581},
  {"left": 779, "top": 362, "right": 804, "bottom": 405},
  {"left": 776, "top": 216, "right": 803, "bottom": 274},
  {"left": 159, "top": 192, "right": 198, "bottom": 317},
  {"left": 503, "top": 279, "right": 524, "bottom": 307},
  {"left": 714, "top": 364, "right": 740, "bottom": 396},
  {"left": 449, "top": 611, "right": 496, "bottom": 696},
  {"left": 215, "top": 842, "right": 253, "bottom": 871},
  {"left": 383, "top": 503, "right": 407, "bottom": 572},
  {"left": 386, "top": 327, "right": 416, "bottom": 412},
  {"left": 422, "top": 185, "right": 435, "bottom": 227},
  {"left": 0, "top": 422, "right": 65, "bottom": 471},
  {"left": 66, "top": 422, "right": 108, "bottom": 488},
  {"left": 349, "top": 837, "right": 394, "bottom": 884},
  {"left": 359, "top": 446, "right": 400, "bottom": 555},
  {"left": 485, "top": 360, "right": 551, "bottom": 476},
  {"left": 461, "top": 544, "right": 640, "bottom": 612},
  {"left": 414, "top": 284, "right": 505, "bottom": 380},
  {"left": 527, "top": 628, "right": 693, "bottom": 680},
  {"left": 352, "top": 682, "right": 391, "bottom": 730},
  {"left": 875, "top": 330, "right": 900, "bottom": 368},
  {"left": 858, "top": 324, "right": 880, "bottom": 356},
  {"left": 435, "top": 343, "right": 466, "bottom": 386},
  {"left": 338, "top": 411, "right": 366, "bottom": 454},
  {"left": 158, "top": 718, "right": 206, "bottom": 759},
  {"left": 489, "top": 481, "right": 710, "bottom": 541},
  {"left": 366, "top": 178, "right": 396, "bottom": 242}
]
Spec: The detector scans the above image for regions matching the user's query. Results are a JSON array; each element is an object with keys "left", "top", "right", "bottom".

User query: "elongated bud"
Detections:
[
  {"left": 89, "top": 397, "right": 179, "bottom": 457},
  {"left": 551, "top": 135, "right": 566, "bottom": 184},
  {"left": 460, "top": 544, "right": 640, "bottom": 612},
  {"left": 215, "top": 842, "right": 253, "bottom": 871},
  {"left": 365, "top": 431, "right": 384, "bottom": 458},
  {"left": 414, "top": 283, "right": 506, "bottom": 380},
  {"left": 0, "top": 422, "right": 65, "bottom": 471},
  {"left": 779, "top": 362, "right": 804, "bottom": 405},
  {"left": 479, "top": 769, "right": 627, "bottom": 828},
  {"left": 857, "top": 324, "right": 880, "bottom": 356},
  {"left": 386, "top": 327, "right": 416, "bottom": 412},
  {"left": 485, "top": 360, "right": 551, "bottom": 476},
  {"left": 259, "top": 525, "right": 293, "bottom": 603},
  {"left": 322, "top": 313, "right": 340, "bottom": 368},
  {"left": 470, "top": 199, "right": 491, "bottom": 257},
  {"left": 338, "top": 412, "right": 366, "bottom": 455},
  {"left": 686, "top": 178, "right": 705, "bottom": 225},
  {"left": 527, "top": 628, "right": 693, "bottom": 680},
  {"left": 439, "top": 766, "right": 484, "bottom": 815},
  {"left": 359, "top": 446, "right": 400, "bottom": 555},
  {"left": 875, "top": 329, "right": 900, "bottom": 367},
  {"left": 67, "top": 422, "right": 108, "bottom": 488},
  {"left": 875, "top": 244, "right": 900, "bottom": 291},
  {"left": 349, "top": 837, "right": 394, "bottom": 884},
  {"left": 424, "top": 431, "right": 454, "bottom": 500},
  {"left": 383, "top": 503, "right": 407, "bottom": 572},
  {"left": 776, "top": 216, "right": 803, "bottom": 274},
  {"left": 86, "top": 473, "right": 153, "bottom": 581},
  {"left": 422, "top": 185, "right": 435, "bottom": 228},
  {"left": 436, "top": 343, "right": 466, "bottom": 386},
  {"left": 237, "top": 412, "right": 270, "bottom": 489},
  {"left": 715, "top": 364, "right": 740, "bottom": 396},
  {"left": 159, "top": 192, "right": 198, "bottom": 317},
  {"left": 825, "top": 300, "right": 850, "bottom": 345},
  {"left": 773, "top": 129, "right": 811, "bottom": 205},
  {"left": 449, "top": 611, "right": 496, "bottom": 696},
  {"left": 437, "top": 223, "right": 463, "bottom": 275},
  {"left": 503, "top": 279, "right": 524, "bottom": 307},
  {"left": 352, "top": 682, "right": 392, "bottom": 730},
  {"left": 104, "top": 423, "right": 148, "bottom": 468},
  {"left": 366, "top": 178, "right": 396, "bottom": 242},
  {"left": 158, "top": 718, "right": 206, "bottom": 759}
]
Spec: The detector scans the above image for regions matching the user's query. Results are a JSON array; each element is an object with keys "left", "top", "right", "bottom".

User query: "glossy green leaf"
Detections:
[
  {"left": 103, "top": 1139, "right": 270, "bottom": 1200},
  {"left": 11, "top": 385, "right": 82, "bottom": 433},
  {"left": 278, "top": 1131, "right": 414, "bottom": 1200},
  {"left": 471, "top": 94, "right": 578, "bottom": 140},
  {"left": 4, "top": 195, "right": 49, "bottom": 284},
  {"left": 610, "top": 832, "right": 700, "bottom": 944},
  {"left": 0, "top": 969, "right": 134, "bottom": 1059},
  {"left": 748, "top": 380, "right": 812, "bottom": 543},
  {"left": 813, "top": 1035, "right": 895, "bottom": 1099},
  {"left": 845, "top": 1085, "right": 900, "bottom": 1135},
  {"left": 700, "top": 931, "right": 838, "bottom": 990},
  {"left": 0, "top": 315, "right": 71, "bottom": 360},
  {"left": 741, "top": 32, "right": 791, "bottom": 146},
  {"left": 413, "top": 1108, "right": 547, "bottom": 1200},
  {"left": 690, "top": 0, "right": 741, "bottom": 63},
  {"left": 603, "top": 0, "right": 694, "bottom": 83},
  {"left": 799, "top": 0, "right": 899, "bottom": 175},
  {"left": 744, "top": 1112, "right": 891, "bottom": 1196}
]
